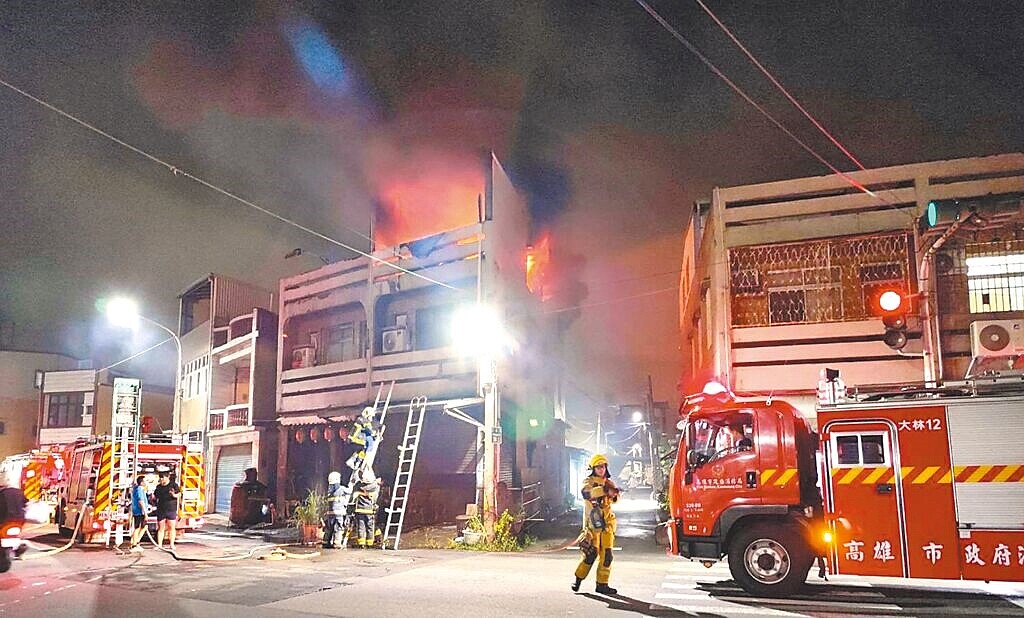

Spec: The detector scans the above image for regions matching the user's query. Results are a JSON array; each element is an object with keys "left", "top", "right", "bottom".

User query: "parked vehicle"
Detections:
[{"left": 667, "top": 378, "right": 1024, "bottom": 595}]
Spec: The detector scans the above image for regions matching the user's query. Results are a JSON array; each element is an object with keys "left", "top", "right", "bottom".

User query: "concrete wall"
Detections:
[
  {"left": 0, "top": 351, "right": 80, "bottom": 456},
  {"left": 680, "top": 153, "right": 1024, "bottom": 406}
]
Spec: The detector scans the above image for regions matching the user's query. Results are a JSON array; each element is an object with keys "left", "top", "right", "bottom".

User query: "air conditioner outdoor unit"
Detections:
[
  {"left": 970, "top": 320, "right": 1024, "bottom": 358},
  {"left": 381, "top": 327, "right": 410, "bottom": 354}
]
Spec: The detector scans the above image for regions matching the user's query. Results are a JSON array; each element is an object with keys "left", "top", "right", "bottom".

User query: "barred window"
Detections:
[
  {"left": 730, "top": 233, "right": 912, "bottom": 327},
  {"left": 966, "top": 249, "right": 1024, "bottom": 313}
]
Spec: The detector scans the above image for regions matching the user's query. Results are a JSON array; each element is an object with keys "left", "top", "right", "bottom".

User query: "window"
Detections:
[
  {"left": 182, "top": 355, "right": 210, "bottom": 400},
  {"left": 966, "top": 252, "right": 1024, "bottom": 313},
  {"left": 687, "top": 411, "right": 755, "bottom": 464},
  {"left": 0, "top": 420, "right": 5, "bottom": 435},
  {"left": 765, "top": 267, "right": 841, "bottom": 325},
  {"left": 415, "top": 305, "right": 455, "bottom": 350},
  {"left": 325, "top": 323, "right": 358, "bottom": 363},
  {"left": 46, "top": 392, "right": 85, "bottom": 428},
  {"left": 832, "top": 432, "right": 888, "bottom": 467}
]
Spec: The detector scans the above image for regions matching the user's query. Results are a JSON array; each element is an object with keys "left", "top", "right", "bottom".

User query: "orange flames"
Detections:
[
  {"left": 526, "top": 233, "right": 554, "bottom": 301},
  {"left": 374, "top": 170, "right": 482, "bottom": 247}
]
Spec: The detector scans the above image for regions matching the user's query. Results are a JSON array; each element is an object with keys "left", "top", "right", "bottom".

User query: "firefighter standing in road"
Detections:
[
  {"left": 572, "top": 454, "right": 620, "bottom": 595},
  {"left": 352, "top": 469, "right": 380, "bottom": 548},
  {"left": 323, "top": 471, "right": 350, "bottom": 549}
]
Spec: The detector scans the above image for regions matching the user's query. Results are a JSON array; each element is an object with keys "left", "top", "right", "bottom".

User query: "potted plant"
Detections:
[
  {"left": 292, "top": 489, "right": 326, "bottom": 546},
  {"left": 462, "top": 514, "right": 484, "bottom": 546}
]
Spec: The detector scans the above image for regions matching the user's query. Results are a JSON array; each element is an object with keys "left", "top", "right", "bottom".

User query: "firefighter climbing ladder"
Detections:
[
  {"left": 382, "top": 396, "right": 427, "bottom": 550},
  {"left": 339, "top": 381, "right": 394, "bottom": 548}
]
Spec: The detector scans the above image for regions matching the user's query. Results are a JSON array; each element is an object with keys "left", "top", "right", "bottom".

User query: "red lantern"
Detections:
[
  {"left": 338, "top": 426, "right": 349, "bottom": 441},
  {"left": 294, "top": 429, "right": 305, "bottom": 444},
  {"left": 323, "top": 427, "right": 334, "bottom": 442},
  {"left": 309, "top": 428, "right": 319, "bottom": 443}
]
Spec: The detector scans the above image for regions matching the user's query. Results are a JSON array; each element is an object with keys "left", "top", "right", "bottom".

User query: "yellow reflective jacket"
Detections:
[{"left": 580, "top": 474, "right": 618, "bottom": 533}]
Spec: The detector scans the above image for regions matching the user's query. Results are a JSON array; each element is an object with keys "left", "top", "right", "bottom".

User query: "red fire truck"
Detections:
[
  {"left": 667, "top": 380, "right": 1024, "bottom": 596},
  {"left": 56, "top": 435, "right": 205, "bottom": 543}
]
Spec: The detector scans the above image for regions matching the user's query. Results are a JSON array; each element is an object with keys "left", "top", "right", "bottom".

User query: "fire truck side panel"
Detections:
[
  {"left": 946, "top": 401, "right": 1024, "bottom": 530},
  {"left": 957, "top": 530, "right": 1024, "bottom": 582},
  {"left": 822, "top": 419, "right": 906, "bottom": 577}
]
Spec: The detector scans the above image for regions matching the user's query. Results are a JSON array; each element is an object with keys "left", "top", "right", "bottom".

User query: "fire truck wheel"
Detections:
[
  {"left": 728, "top": 524, "right": 811, "bottom": 597},
  {"left": 57, "top": 501, "right": 74, "bottom": 538},
  {"left": 0, "top": 548, "right": 10, "bottom": 573}
]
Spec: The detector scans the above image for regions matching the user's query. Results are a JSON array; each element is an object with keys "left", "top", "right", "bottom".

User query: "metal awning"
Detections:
[{"left": 276, "top": 414, "right": 328, "bottom": 426}]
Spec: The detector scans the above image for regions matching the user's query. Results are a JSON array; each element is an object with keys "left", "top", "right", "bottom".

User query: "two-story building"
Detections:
[
  {"left": 35, "top": 368, "right": 173, "bottom": 447},
  {"left": 274, "top": 153, "right": 567, "bottom": 523},
  {"left": 680, "top": 153, "right": 1024, "bottom": 418},
  {"left": 0, "top": 350, "right": 81, "bottom": 458},
  {"left": 176, "top": 274, "right": 278, "bottom": 513}
]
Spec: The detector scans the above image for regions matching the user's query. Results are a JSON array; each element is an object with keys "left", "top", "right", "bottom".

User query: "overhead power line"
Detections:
[
  {"left": 0, "top": 76, "right": 461, "bottom": 291},
  {"left": 632, "top": 0, "right": 876, "bottom": 199},
  {"left": 692, "top": 0, "right": 867, "bottom": 171}
]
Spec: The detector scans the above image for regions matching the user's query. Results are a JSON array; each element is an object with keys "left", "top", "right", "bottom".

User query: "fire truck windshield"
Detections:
[{"left": 685, "top": 413, "right": 754, "bottom": 467}]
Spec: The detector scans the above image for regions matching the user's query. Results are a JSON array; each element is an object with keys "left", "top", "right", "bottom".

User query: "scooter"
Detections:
[{"left": 0, "top": 519, "right": 24, "bottom": 573}]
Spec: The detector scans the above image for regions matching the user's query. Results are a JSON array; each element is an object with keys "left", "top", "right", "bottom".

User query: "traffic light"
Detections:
[
  {"left": 873, "top": 289, "right": 909, "bottom": 350},
  {"left": 921, "top": 199, "right": 958, "bottom": 230}
]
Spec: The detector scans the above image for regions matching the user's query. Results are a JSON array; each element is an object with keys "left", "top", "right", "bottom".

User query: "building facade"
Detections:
[
  {"left": 680, "top": 153, "right": 1024, "bottom": 417},
  {"left": 176, "top": 274, "right": 278, "bottom": 513},
  {"left": 35, "top": 368, "right": 173, "bottom": 447},
  {"left": 0, "top": 351, "right": 80, "bottom": 458},
  {"left": 275, "top": 154, "right": 567, "bottom": 523}
]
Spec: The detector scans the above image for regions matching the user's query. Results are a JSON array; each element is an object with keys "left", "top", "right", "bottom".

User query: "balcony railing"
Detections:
[{"left": 209, "top": 404, "right": 252, "bottom": 431}]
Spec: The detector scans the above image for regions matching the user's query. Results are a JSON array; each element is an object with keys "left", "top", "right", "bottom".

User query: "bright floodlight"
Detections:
[
  {"left": 451, "top": 304, "right": 514, "bottom": 358},
  {"left": 879, "top": 290, "right": 903, "bottom": 313},
  {"left": 631, "top": 411, "right": 643, "bottom": 423},
  {"left": 105, "top": 297, "right": 140, "bottom": 327}
]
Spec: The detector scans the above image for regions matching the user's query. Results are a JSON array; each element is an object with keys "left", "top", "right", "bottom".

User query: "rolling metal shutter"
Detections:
[
  {"left": 946, "top": 399, "right": 1024, "bottom": 529},
  {"left": 214, "top": 445, "right": 252, "bottom": 513}
]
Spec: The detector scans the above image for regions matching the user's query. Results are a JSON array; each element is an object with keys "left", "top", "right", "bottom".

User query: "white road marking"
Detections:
[{"left": 653, "top": 599, "right": 808, "bottom": 617}]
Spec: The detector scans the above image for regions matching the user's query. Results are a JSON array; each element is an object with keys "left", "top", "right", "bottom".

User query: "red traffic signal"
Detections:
[{"left": 870, "top": 288, "right": 910, "bottom": 350}]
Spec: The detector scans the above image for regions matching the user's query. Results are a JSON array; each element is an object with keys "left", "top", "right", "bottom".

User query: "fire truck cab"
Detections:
[{"left": 668, "top": 380, "right": 1024, "bottom": 596}]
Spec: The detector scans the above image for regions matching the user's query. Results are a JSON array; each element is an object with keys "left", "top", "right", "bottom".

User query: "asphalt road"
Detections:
[{"left": 2, "top": 506, "right": 1023, "bottom": 617}]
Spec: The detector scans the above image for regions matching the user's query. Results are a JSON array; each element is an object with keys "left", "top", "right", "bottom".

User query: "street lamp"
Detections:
[
  {"left": 451, "top": 303, "right": 514, "bottom": 538},
  {"left": 105, "top": 297, "right": 182, "bottom": 433}
]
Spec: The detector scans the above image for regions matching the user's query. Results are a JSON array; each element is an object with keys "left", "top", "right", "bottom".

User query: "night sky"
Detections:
[{"left": 2, "top": 1, "right": 1022, "bottom": 442}]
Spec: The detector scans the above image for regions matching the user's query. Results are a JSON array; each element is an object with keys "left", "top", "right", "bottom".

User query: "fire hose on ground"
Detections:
[{"left": 20, "top": 499, "right": 89, "bottom": 560}]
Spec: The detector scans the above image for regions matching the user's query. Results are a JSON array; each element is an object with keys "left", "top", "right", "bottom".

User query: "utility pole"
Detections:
[{"left": 481, "top": 358, "right": 499, "bottom": 538}]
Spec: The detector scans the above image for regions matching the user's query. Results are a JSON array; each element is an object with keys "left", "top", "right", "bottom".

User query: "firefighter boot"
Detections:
[
  {"left": 570, "top": 577, "right": 582, "bottom": 592},
  {"left": 595, "top": 583, "right": 618, "bottom": 595}
]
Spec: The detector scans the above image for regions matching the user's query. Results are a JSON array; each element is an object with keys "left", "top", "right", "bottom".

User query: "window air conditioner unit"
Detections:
[
  {"left": 970, "top": 320, "right": 1024, "bottom": 358},
  {"left": 381, "top": 327, "right": 410, "bottom": 354}
]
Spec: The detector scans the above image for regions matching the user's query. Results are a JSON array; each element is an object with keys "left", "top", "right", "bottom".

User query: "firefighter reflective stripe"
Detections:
[
  {"left": 830, "top": 465, "right": 1024, "bottom": 485},
  {"left": 93, "top": 445, "right": 113, "bottom": 516},
  {"left": 758, "top": 469, "right": 798, "bottom": 486}
]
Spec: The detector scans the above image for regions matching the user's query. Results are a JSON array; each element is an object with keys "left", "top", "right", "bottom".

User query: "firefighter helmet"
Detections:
[
  {"left": 328, "top": 471, "right": 341, "bottom": 484},
  {"left": 588, "top": 454, "right": 609, "bottom": 469}
]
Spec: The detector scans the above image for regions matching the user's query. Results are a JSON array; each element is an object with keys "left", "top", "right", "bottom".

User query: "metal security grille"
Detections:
[
  {"left": 730, "top": 232, "right": 912, "bottom": 327},
  {"left": 936, "top": 236, "right": 1024, "bottom": 315}
]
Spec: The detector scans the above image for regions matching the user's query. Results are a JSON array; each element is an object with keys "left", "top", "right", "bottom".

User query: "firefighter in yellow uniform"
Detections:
[{"left": 572, "top": 454, "right": 619, "bottom": 595}]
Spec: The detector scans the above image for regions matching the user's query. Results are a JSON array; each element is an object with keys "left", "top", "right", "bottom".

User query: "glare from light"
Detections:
[
  {"left": 822, "top": 531, "right": 834, "bottom": 544},
  {"left": 878, "top": 290, "right": 903, "bottom": 313},
  {"left": 105, "top": 297, "right": 140, "bottom": 327},
  {"left": 702, "top": 381, "right": 728, "bottom": 396},
  {"left": 529, "top": 418, "right": 539, "bottom": 428},
  {"left": 631, "top": 411, "right": 643, "bottom": 423},
  {"left": 451, "top": 304, "right": 515, "bottom": 358}
]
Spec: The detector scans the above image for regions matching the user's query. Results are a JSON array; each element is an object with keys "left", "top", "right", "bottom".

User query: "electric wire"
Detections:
[
  {"left": 0, "top": 76, "right": 460, "bottom": 291},
  {"left": 632, "top": 0, "right": 876, "bottom": 199},
  {"left": 97, "top": 337, "right": 175, "bottom": 372},
  {"left": 692, "top": 0, "right": 867, "bottom": 171}
]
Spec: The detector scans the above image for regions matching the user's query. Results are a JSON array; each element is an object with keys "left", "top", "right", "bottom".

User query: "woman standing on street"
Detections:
[{"left": 153, "top": 472, "right": 180, "bottom": 551}]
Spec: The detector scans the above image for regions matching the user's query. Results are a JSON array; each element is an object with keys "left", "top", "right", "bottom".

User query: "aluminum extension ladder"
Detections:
[
  {"left": 382, "top": 396, "right": 427, "bottom": 550},
  {"left": 338, "top": 381, "right": 394, "bottom": 548},
  {"left": 105, "top": 420, "right": 138, "bottom": 547}
]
